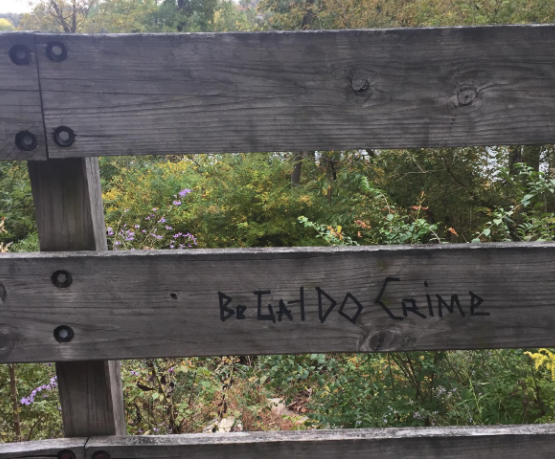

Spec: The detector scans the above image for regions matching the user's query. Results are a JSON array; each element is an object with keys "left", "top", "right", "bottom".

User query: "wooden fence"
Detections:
[{"left": 1, "top": 24, "right": 555, "bottom": 458}]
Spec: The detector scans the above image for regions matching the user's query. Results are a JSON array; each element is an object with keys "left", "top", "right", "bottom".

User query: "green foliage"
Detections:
[
  {"left": 20, "top": 0, "right": 254, "bottom": 33},
  {"left": 0, "top": 364, "right": 61, "bottom": 442},
  {"left": 473, "top": 164, "right": 555, "bottom": 242},
  {"left": 0, "top": 18, "right": 15, "bottom": 31},
  {"left": 121, "top": 356, "right": 277, "bottom": 434},
  {"left": 102, "top": 154, "right": 324, "bottom": 248},
  {"left": 0, "top": 162, "right": 35, "bottom": 247},
  {"left": 260, "top": 350, "right": 555, "bottom": 428},
  {"left": 297, "top": 216, "right": 357, "bottom": 246},
  {"left": 258, "top": 0, "right": 555, "bottom": 31}
]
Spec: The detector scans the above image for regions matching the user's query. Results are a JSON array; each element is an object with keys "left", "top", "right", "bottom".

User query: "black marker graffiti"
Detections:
[
  {"left": 219, "top": 289, "right": 306, "bottom": 323},
  {"left": 218, "top": 279, "right": 489, "bottom": 322}
]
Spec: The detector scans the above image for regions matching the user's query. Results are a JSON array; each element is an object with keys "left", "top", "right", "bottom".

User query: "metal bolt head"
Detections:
[
  {"left": 54, "top": 325, "right": 74, "bottom": 343},
  {"left": 58, "top": 450, "right": 76, "bottom": 459},
  {"left": 53, "top": 126, "right": 76, "bottom": 148},
  {"left": 9, "top": 44, "right": 32, "bottom": 66},
  {"left": 92, "top": 451, "right": 111, "bottom": 459},
  {"left": 15, "top": 130, "right": 38, "bottom": 152},
  {"left": 52, "top": 270, "right": 72, "bottom": 288},
  {"left": 46, "top": 41, "right": 67, "bottom": 62}
]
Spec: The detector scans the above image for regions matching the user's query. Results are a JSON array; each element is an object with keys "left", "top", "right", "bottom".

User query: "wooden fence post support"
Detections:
[{"left": 28, "top": 158, "right": 126, "bottom": 436}]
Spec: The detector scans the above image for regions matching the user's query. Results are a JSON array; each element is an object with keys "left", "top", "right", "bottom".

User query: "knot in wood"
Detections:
[
  {"left": 0, "top": 283, "right": 5, "bottom": 302},
  {"left": 0, "top": 326, "right": 14, "bottom": 354},
  {"left": 351, "top": 77, "right": 370, "bottom": 94},
  {"left": 358, "top": 325, "right": 411, "bottom": 353},
  {"left": 457, "top": 86, "right": 477, "bottom": 106}
]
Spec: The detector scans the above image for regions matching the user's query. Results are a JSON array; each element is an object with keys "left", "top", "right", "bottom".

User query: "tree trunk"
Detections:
[
  {"left": 290, "top": 1, "right": 316, "bottom": 186},
  {"left": 291, "top": 152, "right": 305, "bottom": 187},
  {"left": 509, "top": 145, "right": 542, "bottom": 174},
  {"left": 301, "top": 0, "right": 315, "bottom": 29},
  {"left": 9, "top": 364, "right": 21, "bottom": 441}
]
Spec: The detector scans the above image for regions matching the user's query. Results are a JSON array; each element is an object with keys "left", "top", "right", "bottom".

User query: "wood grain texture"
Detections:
[
  {"left": 0, "top": 438, "right": 86, "bottom": 459},
  {"left": 28, "top": 158, "right": 126, "bottom": 437},
  {"left": 0, "top": 33, "right": 46, "bottom": 161},
  {"left": 1, "top": 243, "right": 555, "bottom": 362},
  {"left": 32, "top": 25, "right": 555, "bottom": 159},
  {"left": 28, "top": 158, "right": 108, "bottom": 252},
  {"left": 87, "top": 425, "right": 555, "bottom": 459}
]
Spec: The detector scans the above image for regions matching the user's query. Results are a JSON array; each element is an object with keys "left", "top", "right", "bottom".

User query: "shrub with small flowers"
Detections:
[
  {"left": 0, "top": 363, "right": 62, "bottom": 441},
  {"left": 107, "top": 190, "right": 198, "bottom": 251}
]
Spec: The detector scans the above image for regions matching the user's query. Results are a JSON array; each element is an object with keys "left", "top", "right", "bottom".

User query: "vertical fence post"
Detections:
[{"left": 28, "top": 158, "right": 126, "bottom": 436}]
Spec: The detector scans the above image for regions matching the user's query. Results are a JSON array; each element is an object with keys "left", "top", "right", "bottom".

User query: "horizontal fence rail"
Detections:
[
  {"left": 2, "top": 426, "right": 555, "bottom": 459},
  {"left": 1, "top": 243, "right": 555, "bottom": 363},
  {"left": 0, "top": 437, "right": 86, "bottom": 459},
  {"left": 2, "top": 25, "right": 555, "bottom": 161}
]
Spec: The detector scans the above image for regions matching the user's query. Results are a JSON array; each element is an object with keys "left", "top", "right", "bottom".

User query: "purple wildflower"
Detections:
[
  {"left": 114, "top": 241, "right": 121, "bottom": 246},
  {"left": 135, "top": 224, "right": 140, "bottom": 229},
  {"left": 165, "top": 225, "right": 173, "bottom": 230},
  {"left": 107, "top": 227, "right": 114, "bottom": 236},
  {"left": 159, "top": 217, "right": 166, "bottom": 223},
  {"left": 152, "top": 208, "right": 158, "bottom": 212},
  {"left": 142, "top": 230, "right": 147, "bottom": 234},
  {"left": 168, "top": 367, "right": 174, "bottom": 374},
  {"left": 173, "top": 200, "right": 181, "bottom": 206},
  {"left": 178, "top": 189, "right": 192, "bottom": 197},
  {"left": 20, "top": 376, "right": 57, "bottom": 405}
]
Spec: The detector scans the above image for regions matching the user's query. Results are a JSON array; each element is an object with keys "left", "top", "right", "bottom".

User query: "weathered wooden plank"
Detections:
[
  {"left": 87, "top": 425, "right": 555, "bottom": 459},
  {"left": 0, "top": 438, "right": 86, "bottom": 459},
  {"left": 33, "top": 25, "right": 555, "bottom": 159},
  {"left": 28, "top": 158, "right": 126, "bottom": 436},
  {"left": 0, "top": 33, "right": 46, "bottom": 161},
  {"left": 1, "top": 242, "right": 555, "bottom": 362}
]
